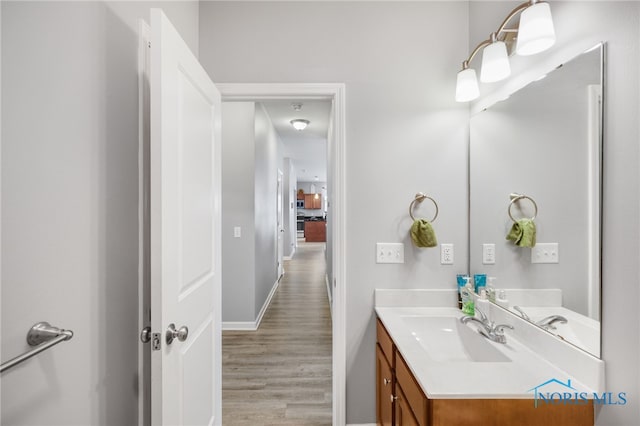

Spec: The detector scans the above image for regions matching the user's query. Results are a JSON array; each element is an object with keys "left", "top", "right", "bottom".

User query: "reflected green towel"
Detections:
[
  {"left": 506, "top": 219, "right": 536, "bottom": 247},
  {"left": 410, "top": 219, "right": 438, "bottom": 248}
]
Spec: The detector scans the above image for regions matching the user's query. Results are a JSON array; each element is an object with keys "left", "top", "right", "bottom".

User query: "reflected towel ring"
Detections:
[
  {"left": 409, "top": 192, "right": 439, "bottom": 222},
  {"left": 508, "top": 193, "right": 538, "bottom": 222}
]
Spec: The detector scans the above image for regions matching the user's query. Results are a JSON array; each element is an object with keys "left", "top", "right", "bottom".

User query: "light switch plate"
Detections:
[
  {"left": 531, "top": 243, "right": 559, "bottom": 264},
  {"left": 233, "top": 226, "right": 241, "bottom": 238},
  {"left": 376, "top": 243, "right": 405, "bottom": 264}
]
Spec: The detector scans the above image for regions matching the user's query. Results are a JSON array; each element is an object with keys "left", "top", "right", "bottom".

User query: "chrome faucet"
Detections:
[
  {"left": 513, "top": 306, "right": 530, "bottom": 321},
  {"left": 536, "top": 315, "right": 568, "bottom": 330},
  {"left": 460, "top": 307, "right": 514, "bottom": 344}
]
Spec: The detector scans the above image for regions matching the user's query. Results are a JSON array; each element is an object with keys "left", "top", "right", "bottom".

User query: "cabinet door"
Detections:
[
  {"left": 304, "top": 194, "right": 314, "bottom": 208},
  {"left": 395, "top": 385, "right": 419, "bottom": 426},
  {"left": 376, "top": 345, "right": 393, "bottom": 426},
  {"left": 313, "top": 194, "right": 322, "bottom": 209}
]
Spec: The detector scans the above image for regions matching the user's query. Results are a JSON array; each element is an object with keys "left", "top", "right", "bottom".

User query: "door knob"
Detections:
[
  {"left": 166, "top": 323, "right": 189, "bottom": 344},
  {"left": 140, "top": 326, "right": 151, "bottom": 343}
]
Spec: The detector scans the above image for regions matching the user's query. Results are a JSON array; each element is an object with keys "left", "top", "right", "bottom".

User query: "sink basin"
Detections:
[{"left": 401, "top": 316, "right": 511, "bottom": 363}]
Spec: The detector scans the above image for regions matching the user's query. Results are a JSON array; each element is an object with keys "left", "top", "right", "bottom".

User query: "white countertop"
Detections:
[{"left": 375, "top": 290, "right": 604, "bottom": 399}]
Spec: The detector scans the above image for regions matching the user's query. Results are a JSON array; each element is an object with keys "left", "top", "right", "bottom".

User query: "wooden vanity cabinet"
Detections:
[
  {"left": 395, "top": 385, "right": 419, "bottom": 426},
  {"left": 376, "top": 345, "right": 394, "bottom": 426},
  {"left": 376, "top": 317, "right": 594, "bottom": 426},
  {"left": 377, "top": 318, "right": 424, "bottom": 426},
  {"left": 376, "top": 319, "right": 395, "bottom": 426}
]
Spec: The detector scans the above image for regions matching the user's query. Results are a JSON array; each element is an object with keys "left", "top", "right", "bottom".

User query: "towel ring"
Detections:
[
  {"left": 409, "top": 192, "right": 439, "bottom": 222},
  {"left": 508, "top": 193, "right": 538, "bottom": 222}
]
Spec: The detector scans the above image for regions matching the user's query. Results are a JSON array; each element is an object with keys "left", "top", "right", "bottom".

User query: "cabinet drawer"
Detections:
[
  {"left": 396, "top": 351, "right": 429, "bottom": 426},
  {"left": 376, "top": 318, "right": 394, "bottom": 366}
]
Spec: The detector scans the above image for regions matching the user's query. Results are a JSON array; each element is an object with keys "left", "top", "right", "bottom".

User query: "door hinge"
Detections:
[{"left": 152, "top": 332, "right": 161, "bottom": 351}]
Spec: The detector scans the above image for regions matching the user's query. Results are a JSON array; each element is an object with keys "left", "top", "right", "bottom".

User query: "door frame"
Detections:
[
  {"left": 276, "top": 168, "right": 284, "bottom": 279},
  {"left": 218, "top": 83, "right": 346, "bottom": 425}
]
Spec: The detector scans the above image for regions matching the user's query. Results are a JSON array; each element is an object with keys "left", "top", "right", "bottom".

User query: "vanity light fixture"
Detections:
[
  {"left": 455, "top": 0, "right": 556, "bottom": 102},
  {"left": 480, "top": 33, "right": 511, "bottom": 83},
  {"left": 290, "top": 119, "right": 310, "bottom": 131}
]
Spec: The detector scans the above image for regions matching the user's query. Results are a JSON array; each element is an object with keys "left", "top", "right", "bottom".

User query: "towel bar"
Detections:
[
  {"left": 409, "top": 192, "right": 439, "bottom": 222},
  {"left": 508, "top": 193, "right": 538, "bottom": 222},
  {"left": 0, "top": 322, "right": 74, "bottom": 373}
]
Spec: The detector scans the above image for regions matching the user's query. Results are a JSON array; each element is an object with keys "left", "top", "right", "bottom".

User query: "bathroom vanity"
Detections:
[{"left": 374, "top": 290, "right": 603, "bottom": 426}]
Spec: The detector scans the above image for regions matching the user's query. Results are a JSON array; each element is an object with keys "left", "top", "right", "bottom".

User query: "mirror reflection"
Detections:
[{"left": 469, "top": 44, "right": 604, "bottom": 357}]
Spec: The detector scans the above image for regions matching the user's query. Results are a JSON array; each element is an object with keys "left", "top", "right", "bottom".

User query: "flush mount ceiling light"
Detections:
[
  {"left": 455, "top": 0, "right": 556, "bottom": 102},
  {"left": 290, "top": 119, "right": 310, "bottom": 131}
]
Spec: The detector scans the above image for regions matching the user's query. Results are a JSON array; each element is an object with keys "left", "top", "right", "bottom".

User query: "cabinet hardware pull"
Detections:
[
  {"left": 390, "top": 395, "right": 398, "bottom": 402},
  {"left": 383, "top": 378, "right": 391, "bottom": 386}
]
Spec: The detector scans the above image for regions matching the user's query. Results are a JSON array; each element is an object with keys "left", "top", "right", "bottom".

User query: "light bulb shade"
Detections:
[
  {"left": 455, "top": 68, "right": 480, "bottom": 102},
  {"left": 516, "top": 2, "right": 556, "bottom": 56},
  {"left": 480, "top": 41, "right": 511, "bottom": 83},
  {"left": 290, "top": 119, "right": 310, "bottom": 130}
]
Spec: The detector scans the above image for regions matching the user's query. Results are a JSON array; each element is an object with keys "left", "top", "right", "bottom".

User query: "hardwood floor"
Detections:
[{"left": 222, "top": 242, "right": 333, "bottom": 425}]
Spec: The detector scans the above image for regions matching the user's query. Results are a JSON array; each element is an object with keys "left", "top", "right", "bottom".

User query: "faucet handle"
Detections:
[{"left": 493, "top": 324, "right": 514, "bottom": 334}]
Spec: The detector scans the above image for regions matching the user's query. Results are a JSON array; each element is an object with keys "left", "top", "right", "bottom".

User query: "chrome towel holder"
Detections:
[
  {"left": 409, "top": 192, "right": 439, "bottom": 222},
  {"left": 0, "top": 322, "right": 74, "bottom": 373},
  {"left": 508, "top": 193, "right": 538, "bottom": 222}
]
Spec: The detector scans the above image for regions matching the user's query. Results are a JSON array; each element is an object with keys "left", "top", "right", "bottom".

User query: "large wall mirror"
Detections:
[{"left": 469, "top": 43, "right": 604, "bottom": 358}]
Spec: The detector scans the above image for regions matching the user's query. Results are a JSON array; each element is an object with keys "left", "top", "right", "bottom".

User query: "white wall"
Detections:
[
  {"left": 221, "top": 102, "right": 257, "bottom": 322},
  {"left": 199, "top": 2, "right": 470, "bottom": 422},
  {"left": 254, "top": 103, "right": 284, "bottom": 315},
  {"left": 470, "top": 2, "right": 640, "bottom": 425},
  {"left": 220, "top": 102, "right": 285, "bottom": 324},
  {"left": 1, "top": 1, "right": 199, "bottom": 424}
]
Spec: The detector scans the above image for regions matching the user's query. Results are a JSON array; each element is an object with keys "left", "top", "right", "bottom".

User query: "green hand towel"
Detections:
[
  {"left": 410, "top": 219, "right": 438, "bottom": 248},
  {"left": 506, "top": 219, "right": 536, "bottom": 247}
]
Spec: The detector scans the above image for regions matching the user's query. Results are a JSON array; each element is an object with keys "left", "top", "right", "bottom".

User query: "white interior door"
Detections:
[
  {"left": 277, "top": 170, "right": 284, "bottom": 278},
  {"left": 150, "top": 9, "right": 221, "bottom": 426}
]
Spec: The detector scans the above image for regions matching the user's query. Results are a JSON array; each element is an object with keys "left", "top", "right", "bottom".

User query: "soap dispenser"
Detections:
[
  {"left": 487, "top": 277, "right": 497, "bottom": 303},
  {"left": 476, "top": 288, "right": 490, "bottom": 321},
  {"left": 496, "top": 289, "right": 509, "bottom": 309},
  {"left": 461, "top": 278, "right": 475, "bottom": 316}
]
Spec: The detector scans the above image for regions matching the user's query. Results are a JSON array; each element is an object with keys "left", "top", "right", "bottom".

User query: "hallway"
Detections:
[{"left": 221, "top": 243, "right": 333, "bottom": 425}]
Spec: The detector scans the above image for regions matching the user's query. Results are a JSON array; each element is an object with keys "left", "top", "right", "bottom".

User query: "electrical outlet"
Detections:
[
  {"left": 482, "top": 243, "right": 496, "bottom": 264},
  {"left": 376, "top": 243, "right": 405, "bottom": 264},
  {"left": 531, "top": 243, "right": 559, "bottom": 264},
  {"left": 440, "top": 243, "right": 454, "bottom": 265}
]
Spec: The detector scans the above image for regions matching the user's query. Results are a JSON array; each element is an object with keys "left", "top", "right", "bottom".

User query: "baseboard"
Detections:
[
  {"left": 222, "top": 321, "right": 257, "bottom": 331},
  {"left": 223, "top": 278, "right": 280, "bottom": 331},
  {"left": 283, "top": 246, "right": 295, "bottom": 260},
  {"left": 325, "top": 274, "right": 333, "bottom": 319},
  {"left": 255, "top": 278, "right": 280, "bottom": 328}
]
